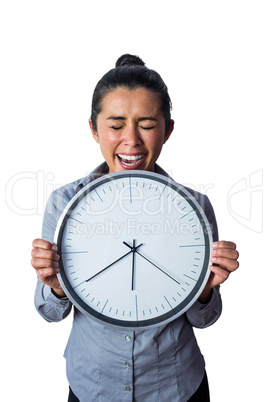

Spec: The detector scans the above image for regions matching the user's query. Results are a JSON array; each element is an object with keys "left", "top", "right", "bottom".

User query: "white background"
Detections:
[{"left": 1, "top": 1, "right": 267, "bottom": 401}]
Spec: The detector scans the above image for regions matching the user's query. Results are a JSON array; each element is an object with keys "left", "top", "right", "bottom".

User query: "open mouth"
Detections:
[{"left": 116, "top": 153, "right": 145, "bottom": 169}]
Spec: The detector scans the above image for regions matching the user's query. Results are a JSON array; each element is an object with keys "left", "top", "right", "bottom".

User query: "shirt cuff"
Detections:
[
  {"left": 42, "top": 284, "right": 70, "bottom": 310},
  {"left": 186, "top": 286, "right": 222, "bottom": 328}
]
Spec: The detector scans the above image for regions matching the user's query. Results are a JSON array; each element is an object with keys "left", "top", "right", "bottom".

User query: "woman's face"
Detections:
[{"left": 89, "top": 87, "right": 174, "bottom": 173}]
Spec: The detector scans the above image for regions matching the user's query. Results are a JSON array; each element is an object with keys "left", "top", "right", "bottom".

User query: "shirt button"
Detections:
[
  {"left": 125, "top": 361, "right": 131, "bottom": 367},
  {"left": 125, "top": 386, "right": 131, "bottom": 391},
  {"left": 125, "top": 335, "right": 131, "bottom": 342}
]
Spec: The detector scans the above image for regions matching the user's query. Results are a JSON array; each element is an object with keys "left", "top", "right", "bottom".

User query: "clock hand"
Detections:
[
  {"left": 123, "top": 240, "right": 144, "bottom": 291},
  {"left": 123, "top": 241, "right": 180, "bottom": 286},
  {"left": 136, "top": 251, "right": 181, "bottom": 286},
  {"left": 123, "top": 241, "right": 143, "bottom": 252},
  {"left": 85, "top": 249, "right": 132, "bottom": 283},
  {"left": 131, "top": 240, "right": 136, "bottom": 291}
]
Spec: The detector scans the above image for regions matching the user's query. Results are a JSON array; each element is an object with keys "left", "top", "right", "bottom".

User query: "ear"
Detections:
[
  {"left": 164, "top": 119, "right": 174, "bottom": 144},
  {"left": 89, "top": 118, "right": 100, "bottom": 144}
]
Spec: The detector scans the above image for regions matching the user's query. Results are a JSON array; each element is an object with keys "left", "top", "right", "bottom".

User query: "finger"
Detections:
[
  {"left": 32, "top": 238, "right": 58, "bottom": 251},
  {"left": 210, "top": 256, "right": 239, "bottom": 272},
  {"left": 212, "top": 241, "right": 237, "bottom": 251},
  {"left": 31, "top": 257, "right": 59, "bottom": 270},
  {"left": 211, "top": 247, "right": 239, "bottom": 261},
  {"left": 31, "top": 246, "right": 60, "bottom": 262},
  {"left": 36, "top": 267, "right": 60, "bottom": 282},
  {"left": 209, "top": 265, "right": 230, "bottom": 284}
]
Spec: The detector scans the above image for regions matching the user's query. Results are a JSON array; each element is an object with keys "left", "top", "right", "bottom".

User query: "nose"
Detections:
[{"left": 123, "top": 125, "right": 142, "bottom": 147}]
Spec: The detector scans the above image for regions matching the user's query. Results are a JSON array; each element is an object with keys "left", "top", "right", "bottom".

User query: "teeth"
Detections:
[{"left": 117, "top": 154, "right": 144, "bottom": 161}]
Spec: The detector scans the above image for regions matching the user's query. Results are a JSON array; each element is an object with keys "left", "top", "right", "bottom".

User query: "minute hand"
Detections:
[
  {"left": 85, "top": 250, "right": 132, "bottom": 283},
  {"left": 136, "top": 251, "right": 181, "bottom": 285}
]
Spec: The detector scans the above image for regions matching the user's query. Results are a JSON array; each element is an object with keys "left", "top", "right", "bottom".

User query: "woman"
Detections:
[{"left": 32, "top": 54, "right": 239, "bottom": 401}]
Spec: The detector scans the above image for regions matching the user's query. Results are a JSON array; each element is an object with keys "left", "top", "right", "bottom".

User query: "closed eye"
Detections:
[
  {"left": 111, "top": 126, "right": 123, "bottom": 130},
  {"left": 140, "top": 126, "right": 156, "bottom": 130},
  {"left": 110, "top": 125, "right": 156, "bottom": 131}
]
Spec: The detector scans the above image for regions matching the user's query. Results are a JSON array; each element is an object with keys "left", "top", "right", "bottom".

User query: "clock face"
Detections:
[{"left": 54, "top": 170, "right": 212, "bottom": 330}]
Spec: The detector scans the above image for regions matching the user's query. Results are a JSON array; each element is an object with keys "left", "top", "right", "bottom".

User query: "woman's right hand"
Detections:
[{"left": 31, "top": 238, "right": 66, "bottom": 298}]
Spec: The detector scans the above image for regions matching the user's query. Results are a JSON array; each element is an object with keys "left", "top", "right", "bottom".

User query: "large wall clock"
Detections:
[{"left": 54, "top": 170, "right": 212, "bottom": 330}]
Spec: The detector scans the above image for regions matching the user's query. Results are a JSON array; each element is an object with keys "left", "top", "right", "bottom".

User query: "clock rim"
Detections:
[{"left": 54, "top": 170, "right": 213, "bottom": 330}]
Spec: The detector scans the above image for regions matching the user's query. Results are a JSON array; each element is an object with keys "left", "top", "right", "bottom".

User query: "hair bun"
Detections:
[{"left": 115, "top": 54, "right": 145, "bottom": 68}]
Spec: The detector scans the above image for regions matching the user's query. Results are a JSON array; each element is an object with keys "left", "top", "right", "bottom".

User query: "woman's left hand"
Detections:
[{"left": 198, "top": 241, "right": 239, "bottom": 303}]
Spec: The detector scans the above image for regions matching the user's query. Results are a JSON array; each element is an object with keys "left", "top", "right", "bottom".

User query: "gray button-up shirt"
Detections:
[{"left": 34, "top": 163, "right": 222, "bottom": 402}]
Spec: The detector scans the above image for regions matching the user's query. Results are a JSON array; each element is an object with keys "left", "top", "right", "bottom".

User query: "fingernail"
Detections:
[
  {"left": 52, "top": 244, "right": 58, "bottom": 251},
  {"left": 212, "top": 242, "right": 218, "bottom": 248},
  {"left": 211, "top": 257, "right": 217, "bottom": 262}
]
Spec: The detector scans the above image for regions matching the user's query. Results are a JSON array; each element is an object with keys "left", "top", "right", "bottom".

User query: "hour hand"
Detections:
[
  {"left": 136, "top": 251, "right": 181, "bottom": 285},
  {"left": 123, "top": 241, "right": 143, "bottom": 252},
  {"left": 85, "top": 249, "right": 132, "bottom": 283}
]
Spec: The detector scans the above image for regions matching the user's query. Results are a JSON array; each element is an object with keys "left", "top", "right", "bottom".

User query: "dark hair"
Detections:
[{"left": 90, "top": 54, "right": 172, "bottom": 133}]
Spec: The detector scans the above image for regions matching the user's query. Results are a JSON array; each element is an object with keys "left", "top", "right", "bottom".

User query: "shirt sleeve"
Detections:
[
  {"left": 34, "top": 279, "right": 72, "bottom": 322},
  {"left": 186, "top": 285, "right": 222, "bottom": 328},
  {"left": 34, "top": 189, "right": 73, "bottom": 323},
  {"left": 186, "top": 194, "right": 222, "bottom": 328}
]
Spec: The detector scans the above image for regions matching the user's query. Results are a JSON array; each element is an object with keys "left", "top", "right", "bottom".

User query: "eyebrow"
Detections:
[{"left": 106, "top": 116, "right": 158, "bottom": 122}]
